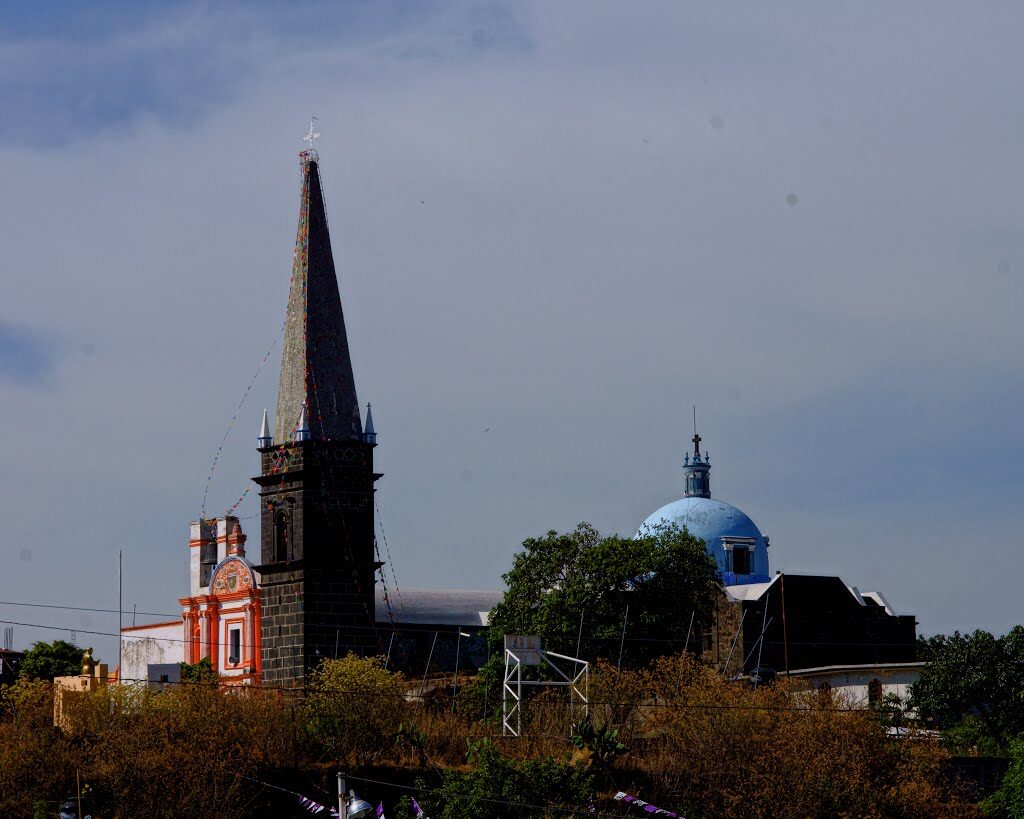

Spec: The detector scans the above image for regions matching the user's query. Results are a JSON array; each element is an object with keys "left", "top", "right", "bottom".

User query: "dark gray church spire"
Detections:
[{"left": 273, "top": 146, "right": 362, "bottom": 442}]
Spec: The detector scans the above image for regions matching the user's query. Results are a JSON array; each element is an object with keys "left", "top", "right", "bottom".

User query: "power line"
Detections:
[
  {"left": 0, "top": 600, "right": 919, "bottom": 649},
  {"left": 21, "top": 664, "right": 888, "bottom": 716},
  {"left": 0, "top": 600, "right": 179, "bottom": 618},
  {"left": 341, "top": 772, "right": 621, "bottom": 818}
]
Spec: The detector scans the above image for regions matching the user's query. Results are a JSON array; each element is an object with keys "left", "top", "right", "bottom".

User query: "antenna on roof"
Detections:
[{"left": 693, "top": 405, "right": 697, "bottom": 437}]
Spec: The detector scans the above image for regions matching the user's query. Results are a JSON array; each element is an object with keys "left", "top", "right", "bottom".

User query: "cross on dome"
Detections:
[
  {"left": 302, "top": 116, "right": 320, "bottom": 156},
  {"left": 692, "top": 432, "right": 702, "bottom": 457}
]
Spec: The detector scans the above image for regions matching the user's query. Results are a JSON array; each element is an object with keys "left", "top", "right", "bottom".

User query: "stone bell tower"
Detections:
[{"left": 253, "top": 134, "right": 380, "bottom": 688}]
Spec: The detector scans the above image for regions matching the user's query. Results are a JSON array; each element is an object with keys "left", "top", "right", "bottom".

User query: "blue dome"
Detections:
[{"left": 638, "top": 496, "right": 770, "bottom": 585}]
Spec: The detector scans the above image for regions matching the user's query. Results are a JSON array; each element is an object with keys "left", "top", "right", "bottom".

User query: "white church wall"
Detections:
[{"left": 120, "top": 621, "right": 184, "bottom": 686}]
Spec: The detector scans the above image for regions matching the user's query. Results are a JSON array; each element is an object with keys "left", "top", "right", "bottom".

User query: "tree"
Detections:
[
  {"left": 424, "top": 738, "right": 596, "bottom": 819},
  {"left": 19, "top": 639, "right": 83, "bottom": 680},
  {"left": 178, "top": 657, "right": 217, "bottom": 684},
  {"left": 911, "top": 627, "right": 1024, "bottom": 751},
  {"left": 305, "top": 653, "right": 405, "bottom": 766},
  {"left": 984, "top": 738, "right": 1024, "bottom": 817},
  {"left": 487, "top": 522, "right": 720, "bottom": 666}
]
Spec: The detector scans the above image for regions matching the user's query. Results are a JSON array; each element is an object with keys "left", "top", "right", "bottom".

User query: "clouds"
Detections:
[
  {"left": 2, "top": 1, "right": 1023, "bottom": 660},
  {"left": 0, "top": 1, "right": 533, "bottom": 147}
]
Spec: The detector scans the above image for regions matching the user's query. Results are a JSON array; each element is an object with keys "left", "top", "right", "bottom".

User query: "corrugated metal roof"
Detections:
[{"left": 375, "top": 587, "right": 503, "bottom": 627}]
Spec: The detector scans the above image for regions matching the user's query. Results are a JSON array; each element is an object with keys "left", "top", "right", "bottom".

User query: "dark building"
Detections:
[
  {"left": 374, "top": 587, "right": 501, "bottom": 674},
  {"left": 639, "top": 429, "right": 918, "bottom": 676},
  {"left": 0, "top": 648, "right": 23, "bottom": 687},
  {"left": 710, "top": 573, "right": 917, "bottom": 676},
  {"left": 254, "top": 144, "right": 380, "bottom": 688}
]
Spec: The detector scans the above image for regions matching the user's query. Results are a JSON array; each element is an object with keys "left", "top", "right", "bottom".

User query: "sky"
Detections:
[{"left": 2, "top": 1, "right": 1023, "bottom": 661}]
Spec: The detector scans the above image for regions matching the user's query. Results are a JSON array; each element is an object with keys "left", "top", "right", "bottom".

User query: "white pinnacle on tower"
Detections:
[
  {"left": 258, "top": 408, "right": 272, "bottom": 448},
  {"left": 295, "top": 401, "right": 310, "bottom": 442}
]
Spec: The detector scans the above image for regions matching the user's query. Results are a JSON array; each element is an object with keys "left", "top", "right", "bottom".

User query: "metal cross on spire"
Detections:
[{"left": 303, "top": 115, "right": 320, "bottom": 156}]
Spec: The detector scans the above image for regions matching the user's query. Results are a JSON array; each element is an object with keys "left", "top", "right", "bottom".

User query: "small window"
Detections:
[
  {"left": 229, "top": 627, "right": 241, "bottom": 665},
  {"left": 731, "top": 547, "right": 750, "bottom": 575},
  {"left": 274, "top": 511, "right": 290, "bottom": 562}
]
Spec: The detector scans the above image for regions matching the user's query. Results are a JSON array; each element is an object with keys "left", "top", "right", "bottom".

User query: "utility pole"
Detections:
[
  {"left": 118, "top": 550, "right": 123, "bottom": 679},
  {"left": 780, "top": 573, "right": 789, "bottom": 676},
  {"left": 452, "top": 630, "right": 470, "bottom": 714},
  {"left": 617, "top": 605, "right": 629, "bottom": 670},
  {"left": 337, "top": 773, "right": 347, "bottom": 819}
]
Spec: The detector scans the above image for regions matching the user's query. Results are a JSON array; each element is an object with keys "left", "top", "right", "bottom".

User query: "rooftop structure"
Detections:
[{"left": 638, "top": 429, "right": 770, "bottom": 585}]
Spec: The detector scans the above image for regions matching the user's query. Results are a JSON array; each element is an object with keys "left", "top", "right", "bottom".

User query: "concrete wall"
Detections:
[
  {"left": 120, "top": 622, "right": 184, "bottom": 685},
  {"left": 791, "top": 664, "right": 924, "bottom": 710}
]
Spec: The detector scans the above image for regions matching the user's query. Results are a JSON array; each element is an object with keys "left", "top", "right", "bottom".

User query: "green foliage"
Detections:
[
  {"left": 570, "top": 715, "right": 627, "bottom": 770},
  {"left": 19, "top": 639, "right": 83, "bottom": 681},
  {"left": 178, "top": 657, "right": 217, "bottom": 684},
  {"left": 305, "top": 653, "right": 404, "bottom": 765},
  {"left": 488, "top": 522, "right": 720, "bottom": 667},
  {"left": 394, "top": 721, "right": 429, "bottom": 768},
  {"left": 425, "top": 739, "right": 595, "bottom": 819},
  {"left": 911, "top": 627, "right": 1024, "bottom": 750},
  {"left": 983, "top": 738, "right": 1024, "bottom": 817},
  {"left": 871, "top": 692, "right": 909, "bottom": 733},
  {"left": 943, "top": 716, "right": 1006, "bottom": 757},
  {"left": 451, "top": 672, "right": 490, "bottom": 721}
]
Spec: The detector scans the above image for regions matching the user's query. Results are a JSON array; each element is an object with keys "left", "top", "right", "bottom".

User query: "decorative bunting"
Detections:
[
  {"left": 411, "top": 797, "right": 427, "bottom": 818},
  {"left": 199, "top": 319, "right": 285, "bottom": 519},
  {"left": 614, "top": 791, "right": 682, "bottom": 817},
  {"left": 297, "top": 795, "right": 340, "bottom": 817}
]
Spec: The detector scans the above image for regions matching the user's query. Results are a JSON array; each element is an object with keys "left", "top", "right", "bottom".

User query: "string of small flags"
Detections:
[
  {"left": 297, "top": 794, "right": 336, "bottom": 815},
  {"left": 199, "top": 319, "right": 285, "bottom": 518},
  {"left": 296, "top": 796, "right": 399, "bottom": 817},
  {"left": 614, "top": 791, "right": 682, "bottom": 816},
  {"left": 294, "top": 789, "right": 677, "bottom": 817}
]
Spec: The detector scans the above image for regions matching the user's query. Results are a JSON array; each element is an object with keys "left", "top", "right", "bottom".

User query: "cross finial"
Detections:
[
  {"left": 303, "top": 115, "right": 320, "bottom": 156},
  {"left": 692, "top": 431, "right": 702, "bottom": 457}
]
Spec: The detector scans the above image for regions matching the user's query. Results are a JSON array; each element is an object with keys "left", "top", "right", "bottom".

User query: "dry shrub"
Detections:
[
  {"left": 63, "top": 681, "right": 302, "bottom": 817},
  {"left": 583, "top": 654, "right": 980, "bottom": 818},
  {"left": 0, "top": 679, "right": 75, "bottom": 816},
  {"left": 0, "top": 654, "right": 982, "bottom": 817}
]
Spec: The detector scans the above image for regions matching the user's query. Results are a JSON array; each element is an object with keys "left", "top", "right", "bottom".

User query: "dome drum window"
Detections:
[{"left": 722, "top": 537, "right": 757, "bottom": 576}]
